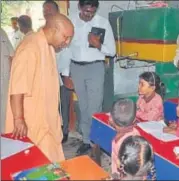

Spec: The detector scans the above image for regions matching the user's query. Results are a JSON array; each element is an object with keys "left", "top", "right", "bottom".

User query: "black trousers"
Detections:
[
  {"left": 60, "top": 85, "right": 71, "bottom": 135},
  {"left": 102, "top": 57, "right": 114, "bottom": 112}
]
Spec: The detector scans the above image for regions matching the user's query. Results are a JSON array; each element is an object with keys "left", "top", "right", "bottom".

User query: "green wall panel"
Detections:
[{"left": 109, "top": 8, "right": 179, "bottom": 41}]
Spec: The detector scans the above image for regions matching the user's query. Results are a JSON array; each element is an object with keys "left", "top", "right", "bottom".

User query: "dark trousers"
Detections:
[
  {"left": 102, "top": 57, "right": 114, "bottom": 112},
  {"left": 60, "top": 85, "right": 71, "bottom": 135}
]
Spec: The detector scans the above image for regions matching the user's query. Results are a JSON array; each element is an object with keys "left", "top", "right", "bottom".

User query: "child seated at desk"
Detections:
[
  {"left": 163, "top": 104, "right": 179, "bottom": 137},
  {"left": 109, "top": 98, "right": 140, "bottom": 177},
  {"left": 113, "top": 135, "right": 156, "bottom": 180},
  {"left": 136, "top": 72, "right": 165, "bottom": 122}
]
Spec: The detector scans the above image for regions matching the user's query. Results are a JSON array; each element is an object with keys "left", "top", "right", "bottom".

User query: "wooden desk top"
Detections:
[{"left": 61, "top": 155, "right": 108, "bottom": 180}]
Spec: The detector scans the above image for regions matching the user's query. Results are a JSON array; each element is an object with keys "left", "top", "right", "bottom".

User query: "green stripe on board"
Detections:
[{"left": 109, "top": 8, "right": 179, "bottom": 41}]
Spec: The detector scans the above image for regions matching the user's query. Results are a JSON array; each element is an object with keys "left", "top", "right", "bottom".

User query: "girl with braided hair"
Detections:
[
  {"left": 116, "top": 135, "right": 156, "bottom": 180},
  {"left": 109, "top": 98, "right": 140, "bottom": 176}
]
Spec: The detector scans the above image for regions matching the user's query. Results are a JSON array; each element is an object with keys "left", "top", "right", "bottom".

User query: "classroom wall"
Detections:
[{"left": 68, "top": 1, "right": 177, "bottom": 95}]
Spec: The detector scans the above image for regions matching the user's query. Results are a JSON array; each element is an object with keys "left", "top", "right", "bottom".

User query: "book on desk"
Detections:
[{"left": 12, "top": 162, "right": 70, "bottom": 180}]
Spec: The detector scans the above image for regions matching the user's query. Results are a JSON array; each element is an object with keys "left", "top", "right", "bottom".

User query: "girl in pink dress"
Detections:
[{"left": 136, "top": 72, "right": 165, "bottom": 121}]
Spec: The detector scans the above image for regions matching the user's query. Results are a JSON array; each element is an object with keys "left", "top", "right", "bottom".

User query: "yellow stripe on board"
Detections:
[{"left": 116, "top": 41, "right": 177, "bottom": 62}]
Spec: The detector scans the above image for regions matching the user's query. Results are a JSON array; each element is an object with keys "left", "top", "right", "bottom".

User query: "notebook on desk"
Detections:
[
  {"left": 89, "top": 27, "right": 106, "bottom": 48},
  {"left": 137, "top": 121, "right": 179, "bottom": 142},
  {"left": 1, "top": 136, "right": 33, "bottom": 160}
]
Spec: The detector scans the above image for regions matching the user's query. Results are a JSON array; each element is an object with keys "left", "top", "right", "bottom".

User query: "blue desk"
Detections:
[{"left": 90, "top": 114, "right": 179, "bottom": 180}]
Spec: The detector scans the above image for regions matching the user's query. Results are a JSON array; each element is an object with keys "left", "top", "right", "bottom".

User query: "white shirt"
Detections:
[
  {"left": 56, "top": 48, "right": 72, "bottom": 85},
  {"left": 1, "top": 28, "right": 14, "bottom": 78},
  {"left": 174, "top": 35, "right": 179, "bottom": 68},
  {"left": 70, "top": 13, "right": 116, "bottom": 62},
  {"left": 11, "top": 29, "right": 23, "bottom": 49},
  {"left": 59, "top": 13, "right": 116, "bottom": 76}
]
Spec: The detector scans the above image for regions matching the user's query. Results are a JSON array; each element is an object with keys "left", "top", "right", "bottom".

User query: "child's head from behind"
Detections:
[
  {"left": 138, "top": 72, "right": 165, "bottom": 99},
  {"left": 118, "top": 135, "right": 155, "bottom": 180},
  {"left": 110, "top": 98, "right": 136, "bottom": 128}
]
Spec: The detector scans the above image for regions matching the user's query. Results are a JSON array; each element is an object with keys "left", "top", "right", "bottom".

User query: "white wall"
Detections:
[{"left": 69, "top": 1, "right": 152, "bottom": 17}]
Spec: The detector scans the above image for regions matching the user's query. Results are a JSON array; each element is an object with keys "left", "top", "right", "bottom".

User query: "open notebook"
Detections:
[
  {"left": 1, "top": 136, "right": 33, "bottom": 160},
  {"left": 137, "top": 121, "right": 179, "bottom": 142}
]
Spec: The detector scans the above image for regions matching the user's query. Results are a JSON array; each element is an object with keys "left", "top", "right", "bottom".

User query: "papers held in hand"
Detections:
[{"left": 89, "top": 27, "right": 106, "bottom": 48}]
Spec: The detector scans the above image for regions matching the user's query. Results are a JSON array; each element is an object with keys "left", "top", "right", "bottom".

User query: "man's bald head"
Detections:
[
  {"left": 45, "top": 13, "right": 74, "bottom": 34},
  {"left": 43, "top": 13, "right": 74, "bottom": 49}
]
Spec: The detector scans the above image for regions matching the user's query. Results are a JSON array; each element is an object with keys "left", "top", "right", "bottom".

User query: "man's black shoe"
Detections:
[
  {"left": 76, "top": 143, "right": 91, "bottom": 156},
  {"left": 62, "top": 134, "right": 68, "bottom": 144}
]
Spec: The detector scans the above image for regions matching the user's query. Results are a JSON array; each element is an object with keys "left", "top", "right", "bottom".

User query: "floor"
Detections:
[{"left": 62, "top": 131, "right": 111, "bottom": 174}]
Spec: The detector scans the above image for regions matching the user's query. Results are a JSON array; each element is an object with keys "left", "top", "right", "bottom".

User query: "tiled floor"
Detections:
[{"left": 62, "top": 131, "right": 111, "bottom": 173}]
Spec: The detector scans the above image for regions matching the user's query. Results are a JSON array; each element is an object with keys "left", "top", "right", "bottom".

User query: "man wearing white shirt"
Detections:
[
  {"left": 65, "top": 0, "right": 116, "bottom": 155},
  {"left": 10, "top": 17, "right": 23, "bottom": 49}
]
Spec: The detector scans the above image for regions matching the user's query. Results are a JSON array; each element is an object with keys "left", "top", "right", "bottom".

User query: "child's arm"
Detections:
[
  {"left": 136, "top": 103, "right": 163, "bottom": 121},
  {"left": 108, "top": 115, "right": 117, "bottom": 129},
  {"left": 163, "top": 127, "right": 177, "bottom": 135},
  {"left": 168, "top": 121, "right": 177, "bottom": 129},
  {"left": 163, "top": 121, "right": 179, "bottom": 137},
  {"left": 136, "top": 96, "right": 163, "bottom": 121}
]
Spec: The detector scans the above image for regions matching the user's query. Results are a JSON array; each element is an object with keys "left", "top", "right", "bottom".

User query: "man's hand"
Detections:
[
  {"left": 12, "top": 118, "right": 28, "bottom": 139},
  {"left": 88, "top": 33, "right": 101, "bottom": 50},
  {"left": 63, "top": 76, "right": 74, "bottom": 90},
  {"left": 10, "top": 94, "right": 26, "bottom": 139}
]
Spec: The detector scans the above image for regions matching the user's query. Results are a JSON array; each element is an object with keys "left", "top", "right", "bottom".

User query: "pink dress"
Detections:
[
  {"left": 111, "top": 128, "right": 140, "bottom": 174},
  {"left": 136, "top": 93, "right": 163, "bottom": 121}
]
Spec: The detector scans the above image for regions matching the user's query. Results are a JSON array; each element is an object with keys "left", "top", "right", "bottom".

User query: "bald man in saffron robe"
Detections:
[{"left": 5, "top": 13, "right": 74, "bottom": 162}]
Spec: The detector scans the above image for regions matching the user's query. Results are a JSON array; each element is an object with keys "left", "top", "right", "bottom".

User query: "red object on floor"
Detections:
[
  {"left": 93, "top": 113, "right": 179, "bottom": 167},
  {"left": 1, "top": 134, "right": 50, "bottom": 180}
]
